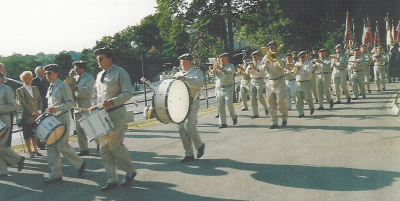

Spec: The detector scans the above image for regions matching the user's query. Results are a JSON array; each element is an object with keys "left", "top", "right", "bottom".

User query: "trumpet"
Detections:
[{"left": 261, "top": 44, "right": 284, "bottom": 62}]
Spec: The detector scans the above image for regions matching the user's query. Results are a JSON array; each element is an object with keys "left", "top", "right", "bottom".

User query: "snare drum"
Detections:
[
  {"left": 78, "top": 109, "right": 114, "bottom": 141},
  {"left": 34, "top": 114, "right": 66, "bottom": 145},
  {"left": 152, "top": 79, "right": 190, "bottom": 124},
  {"left": 0, "top": 120, "right": 8, "bottom": 140}
]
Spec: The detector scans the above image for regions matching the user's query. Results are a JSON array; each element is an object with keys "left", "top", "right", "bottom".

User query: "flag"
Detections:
[
  {"left": 374, "top": 21, "right": 381, "bottom": 47},
  {"left": 397, "top": 20, "right": 400, "bottom": 42},
  {"left": 134, "top": 100, "right": 138, "bottom": 107},
  {"left": 352, "top": 19, "right": 356, "bottom": 41},
  {"left": 344, "top": 11, "right": 350, "bottom": 45},
  {"left": 362, "top": 19, "right": 368, "bottom": 45},
  {"left": 391, "top": 21, "right": 395, "bottom": 44},
  {"left": 385, "top": 16, "right": 393, "bottom": 46}
]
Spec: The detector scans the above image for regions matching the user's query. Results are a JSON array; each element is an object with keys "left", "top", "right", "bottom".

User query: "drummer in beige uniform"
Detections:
[
  {"left": 212, "top": 53, "right": 238, "bottom": 129},
  {"left": 72, "top": 61, "right": 96, "bottom": 156},
  {"left": 90, "top": 47, "right": 137, "bottom": 191},
  {"left": 261, "top": 43, "right": 288, "bottom": 129},
  {"left": 174, "top": 53, "right": 205, "bottom": 163},
  {"left": 246, "top": 51, "right": 268, "bottom": 119},
  {"left": 43, "top": 64, "right": 86, "bottom": 184},
  {"left": 0, "top": 72, "right": 25, "bottom": 177}
]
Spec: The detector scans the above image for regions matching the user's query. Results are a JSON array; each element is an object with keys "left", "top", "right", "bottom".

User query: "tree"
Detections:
[{"left": 53, "top": 51, "right": 73, "bottom": 80}]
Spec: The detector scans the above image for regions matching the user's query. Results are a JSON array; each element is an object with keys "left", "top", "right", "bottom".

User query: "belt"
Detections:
[
  {"left": 0, "top": 112, "right": 11, "bottom": 116},
  {"left": 297, "top": 80, "right": 310, "bottom": 83},
  {"left": 106, "top": 104, "right": 124, "bottom": 112},
  {"left": 58, "top": 110, "right": 70, "bottom": 115},
  {"left": 221, "top": 83, "right": 234, "bottom": 88},
  {"left": 251, "top": 77, "right": 263, "bottom": 80},
  {"left": 288, "top": 79, "right": 295, "bottom": 81},
  {"left": 317, "top": 72, "right": 332, "bottom": 74},
  {"left": 353, "top": 70, "right": 362, "bottom": 72},
  {"left": 271, "top": 75, "right": 285, "bottom": 81}
]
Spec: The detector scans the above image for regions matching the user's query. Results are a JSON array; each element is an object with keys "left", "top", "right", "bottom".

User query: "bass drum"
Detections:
[{"left": 152, "top": 79, "right": 190, "bottom": 124}]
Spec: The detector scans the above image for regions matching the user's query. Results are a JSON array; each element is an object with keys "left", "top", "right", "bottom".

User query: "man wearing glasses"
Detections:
[{"left": 90, "top": 47, "right": 137, "bottom": 191}]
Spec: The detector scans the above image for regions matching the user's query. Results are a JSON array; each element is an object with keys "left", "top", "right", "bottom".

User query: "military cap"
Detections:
[
  {"left": 376, "top": 45, "right": 384, "bottom": 49},
  {"left": 298, "top": 51, "right": 306, "bottom": 58},
  {"left": 353, "top": 48, "right": 360, "bottom": 51},
  {"left": 178, "top": 53, "right": 193, "bottom": 60},
  {"left": 285, "top": 53, "right": 292, "bottom": 57},
  {"left": 43, "top": 64, "right": 60, "bottom": 73},
  {"left": 93, "top": 47, "right": 114, "bottom": 56},
  {"left": 251, "top": 51, "right": 259, "bottom": 56},
  {"left": 267, "top": 41, "right": 277, "bottom": 47},
  {"left": 72, "top": 60, "right": 87, "bottom": 68},
  {"left": 318, "top": 48, "right": 326, "bottom": 53},
  {"left": 360, "top": 44, "right": 367, "bottom": 47},
  {"left": 242, "top": 55, "right": 252, "bottom": 60},
  {"left": 291, "top": 51, "right": 298, "bottom": 55},
  {"left": 219, "top": 53, "right": 229, "bottom": 58},
  {"left": 335, "top": 44, "right": 343, "bottom": 49}
]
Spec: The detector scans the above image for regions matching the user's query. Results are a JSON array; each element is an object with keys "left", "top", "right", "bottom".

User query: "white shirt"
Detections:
[{"left": 23, "top": 84, "right": 34, "bottom": 98}]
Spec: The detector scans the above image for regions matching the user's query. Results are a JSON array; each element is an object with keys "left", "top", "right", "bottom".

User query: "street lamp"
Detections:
[{"left": 131, "top": 41, "right": 147, "bottom": 106}]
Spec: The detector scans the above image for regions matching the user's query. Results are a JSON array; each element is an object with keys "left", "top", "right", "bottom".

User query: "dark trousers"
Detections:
[{"left": 5, "top": 113, "right": 13, "bottom": 147}]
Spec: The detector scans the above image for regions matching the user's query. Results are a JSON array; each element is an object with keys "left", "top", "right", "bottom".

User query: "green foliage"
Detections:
[{"left": 53, "top": 51, "right": 73, "bottom": 80}]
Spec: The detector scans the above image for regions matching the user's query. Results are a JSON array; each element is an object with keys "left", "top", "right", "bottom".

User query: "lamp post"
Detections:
[{"left": 131, "top": 41, "right": 147, "bottom": 106}]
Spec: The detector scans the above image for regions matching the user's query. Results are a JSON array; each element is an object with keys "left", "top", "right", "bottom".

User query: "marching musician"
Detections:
[
  {"left": 284, "top": 53, "right": 296, "bottom": 110},
  {"left": 331, "top": 44, "right": 351, "bottom": 104},
  {"left": 246, "top": 51, "right": 268, "bottom": 119},
  {"left": 0, "top": 63, "right": 14, "bottom": 148},
  {"left": 16, "top": 71, "right": 44, "bottom": 158},
  {"left": 0, "top": 72, "right": 25, "bottom": 177},
  {"left": 314, "top": 49, "right": 334, "bottom": 110},
  {"left": 43, "top": 64, "right": 86, "bottom": 184},
  {"left": 348, "top": 48, "right": 367, "bottom": 100},
  {"left": 212, "top": 53, "right": 238, "bottom": 129},
  {"left": 174, "top": 53, "right": 205, "bottom": 163},
  {"left": 90, "top": 47, "right": 137, "bottom": 191},
  {"left": 360, "top": 44, "right": 373, "bottom": 95},
  {"left": 72, "top": 61, "right": 96, "bottom": 156},
  {"left": 261, "top": 42, "right": 288, "bottom": 129},
  {"left": 372, "top": 46, "right": 389, "bottom": 91},
  {"left": 309, "top": 50, "right": 319, "bottom": 103},
  {"left": 238, "top": 55, "right": 251, "bottom": 111},
  {"left": 293, "top": 51, "right": 315, "bottom": 118}
]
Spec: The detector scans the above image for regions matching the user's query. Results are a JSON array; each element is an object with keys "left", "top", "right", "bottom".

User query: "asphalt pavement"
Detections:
[{"left": 1, "top": 81, "right": 400, "bottom": 201}]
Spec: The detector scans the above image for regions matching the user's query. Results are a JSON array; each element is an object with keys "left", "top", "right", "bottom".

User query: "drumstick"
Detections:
[{"left": 35, "top": 101, "right": 58, "bottom": 122}]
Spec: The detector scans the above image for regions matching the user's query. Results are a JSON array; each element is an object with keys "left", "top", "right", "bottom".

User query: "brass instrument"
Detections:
[{"left": 261, "top": 44, "right": 284, "bottom": 62}]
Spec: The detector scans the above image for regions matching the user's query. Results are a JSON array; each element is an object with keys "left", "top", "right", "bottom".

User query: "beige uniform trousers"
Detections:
[
  {"left": 240, "top": 79, "right": 250, "bottom": 109},
  {"left": 285, "top": 79, "right": 296, "bottom": 110},
  {"left": 0, "top": 115, "right": 22, "bottom": 175},
  {"left": 296, "top": 80, "right": 314, "bottom": 115},
  {"left": 333, "top": 69, "right": 350, "bottom": 101},
  {"left": 178, "top": 99, "right": 203, "bottom": 157},
  {"left": 363, "top": 68, "right": 371, "bottom": 91},
  {"left": 99, "top": 106, "right": 135, "bottom": 183},
  {"left": 250, "top": 78, "right": 268, "bottom": 116},
  {"left": 266, "top": 78, "right": 287, "bottom": 125},
  {"left": 311, "top": 72, "right": 318, "bottom": 100},
  {"left": 216, "top": 85, "right": 237, "bottom": 125},
  {"left": 75, "top": 111, "right": 89, "bottom": 151},
  {"left": 351, "top": 71, "right": 365, "bottom": 99},
  {"left": 374, "top": 65, "right": 386, "bottom": 90},
  {"left": 316, "top": 73, "right": 332, "bottom": 107},
  {"left": 47, "top": 113, "right": 84, "bottom": 179}
]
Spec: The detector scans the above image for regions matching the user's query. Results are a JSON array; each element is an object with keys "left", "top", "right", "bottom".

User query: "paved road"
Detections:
[{"left": 1, "top": 82, "right": 400, "bottom": 201}]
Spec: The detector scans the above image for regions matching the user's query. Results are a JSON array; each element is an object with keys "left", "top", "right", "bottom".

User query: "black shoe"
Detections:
[
  {"left": 197, "top": 143, "right": 205, "bottom": 159},
  {"left": 44, "top": 177, "right": 63, "bottom": 185},
  {"left": 282, "top": 121, "right": 287, "bottom": 126},
  {"left": 383, "top": 87, "right": 385, "bottom": 91},
  {"left": 363, "top": 94, "right": 366, "bottom": 99},
  {"left": 218, "top": 124, "right": 227, "bottom": 129},
  {"left": 241, "top": 108, "right": 248, "bottom": 111},
  {"left": 329, "top": 100, "right": 334, "bottom": 108},
  {"left": 78, "top": 150, "right": 90, "bottom": 156},
  {"left": 34, "top": 152, "right": 43, "bottom": 157},
  {"left": 39, "top": 146, "right": 47, "bottom": 150},
  {"left": 298, "top": 114, "right": 305, "bottom": 118},
  {"left": 215, "top": 114, "right": 219, "bottom": 118},
  {"left": 270, "top": 125, "right": 279, "bottom": 129},
  {"left": 233, "top": 117, "right": 238, "bottom": 125},
  {"left": 17, "top": 156, "right": 25, "bottom": 172},
  {"left": 334, "top": 101, "right": 341, "bottom": 104},
  {"left": 180, "top": 156, "right": 195, "bottom": 163},
  {"left": 77, "top": 161, "right": 86, "bottom": 177},
  {"left": 310, "top": 108, "right": 314, "bottom": 115},
  {"left": 317, "top": 107, "right": 324, "bottom": 110},
  {"left": 251, "top": 115, "right": 259, "bottom": 119},
  {"left": 315, "top": 98, "right": 318, "bottom": 103},
  {"left": 101, "top": 182, "right": 119, "bottom": 191},
  {"left": 352, "top": 97, "right": 358, "bottom": 100},
  {"left": 368, "top": 90, "right": 371, "bottom": 94},
  {"left": 96, "top": 144, "right": 100, "bottom": 152},
  {"left": 347, "top": 97, "right": 351, "bottom": 103},
  {"left": 265, "top": 109, "right": 269, "bottom": 116},
  {"left": 121, "top": 172, "right": 137, "bottom": 187}
]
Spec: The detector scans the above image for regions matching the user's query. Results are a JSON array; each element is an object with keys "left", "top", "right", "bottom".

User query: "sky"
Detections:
[{"left": 0, "top": 0, "right": 158, "bottom": 56}]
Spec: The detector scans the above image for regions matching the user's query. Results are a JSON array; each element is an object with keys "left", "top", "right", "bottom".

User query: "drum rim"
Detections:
[{"left": 42, "top": 124, "right": 66, "bottom": 146}]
